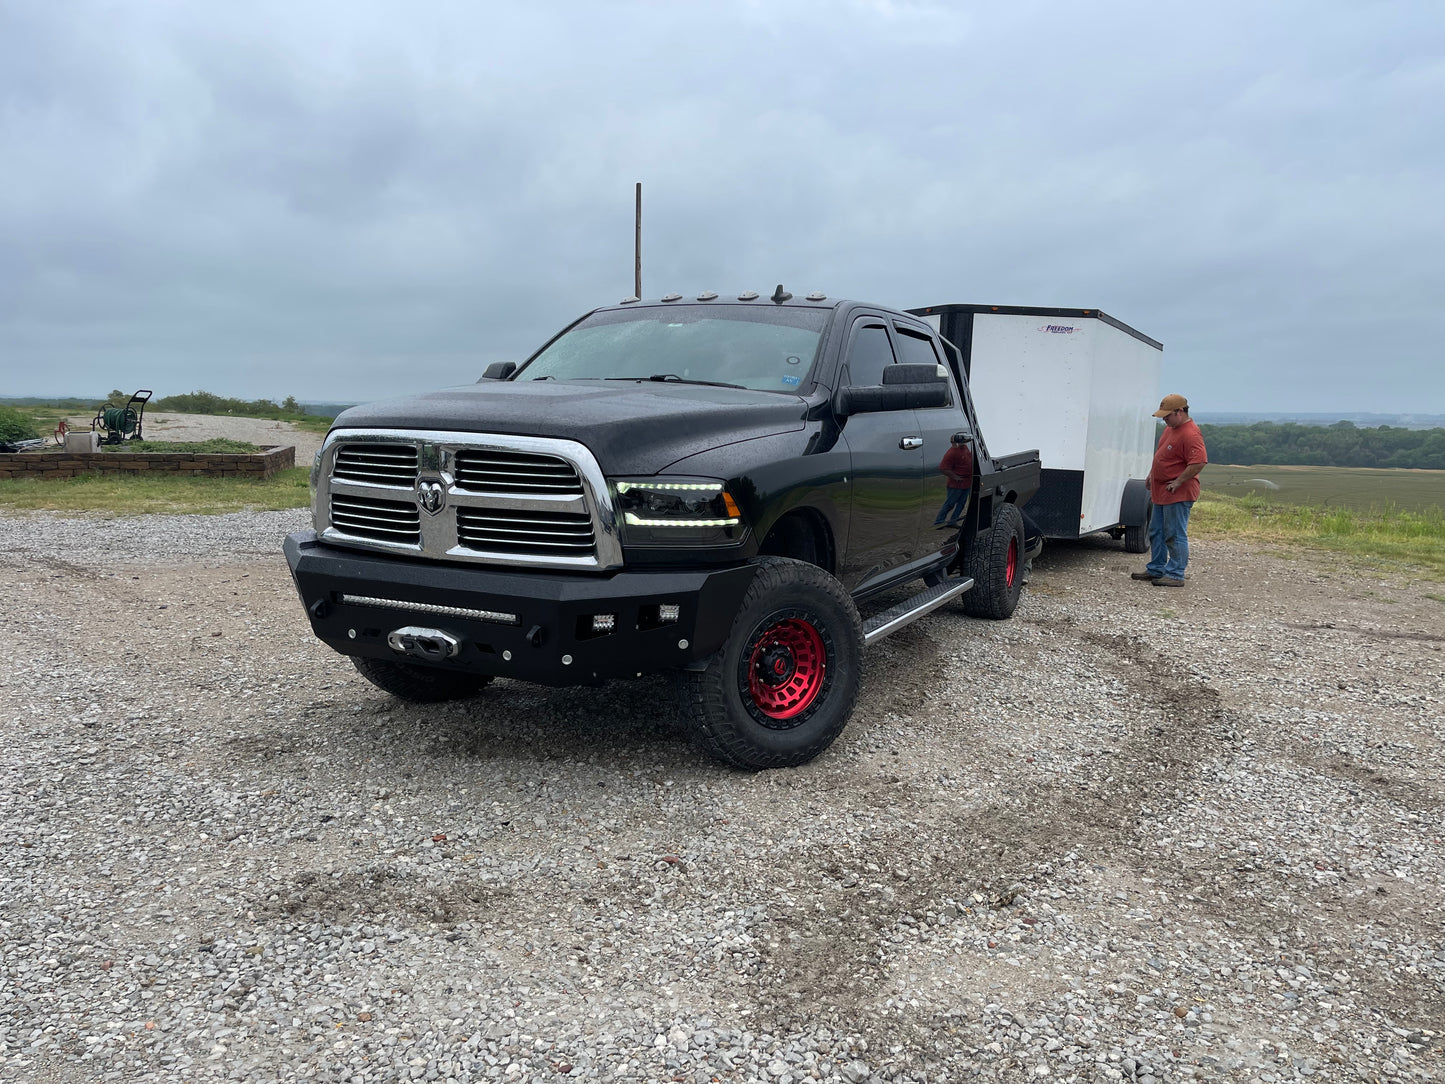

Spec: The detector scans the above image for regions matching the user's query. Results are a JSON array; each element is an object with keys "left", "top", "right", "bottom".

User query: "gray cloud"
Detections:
[{"left": 2, "top": 0, "right": 1441, "bottom": 412}]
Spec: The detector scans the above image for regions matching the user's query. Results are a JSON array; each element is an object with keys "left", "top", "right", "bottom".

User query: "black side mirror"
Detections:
[
  {"left": 479, "top": 362, "right": 516, "bottom": 381},
  {"left": 837, "top": 381, "right": 950, "bottom": 416}
]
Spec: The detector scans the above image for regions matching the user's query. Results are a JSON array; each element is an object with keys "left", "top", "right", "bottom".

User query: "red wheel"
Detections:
[
  {"left": 678, "top": 557, "right": 863, "bottom": 769},
  {"left": 961, "top": 501, "right": 1026, "bottom": 619},
  {"left": 745, "top": 616, "right": 826, "bottom": 722}
]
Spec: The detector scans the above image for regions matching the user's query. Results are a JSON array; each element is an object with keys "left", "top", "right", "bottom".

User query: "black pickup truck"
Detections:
[{"left": 284, "top": 288, "right": 1041, "bottom": 768}]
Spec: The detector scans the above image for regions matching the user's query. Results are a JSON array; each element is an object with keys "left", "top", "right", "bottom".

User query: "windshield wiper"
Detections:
[{"left": 603, "top": 374, "right": 747, "bottom": 390}]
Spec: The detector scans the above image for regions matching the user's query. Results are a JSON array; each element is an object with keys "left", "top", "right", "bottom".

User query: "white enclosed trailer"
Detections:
[{"left": 908, "top": 304, "right": 1162, "bottom": 551}]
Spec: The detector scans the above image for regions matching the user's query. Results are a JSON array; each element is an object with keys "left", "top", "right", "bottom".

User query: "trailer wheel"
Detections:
[
  {"left": 350, "top": 655, "right": 492, "bottom": 703},
  {"left": 962, "top": 501, "right": 1026, "bottom": 619},
  {"left": 678, "top": 557, "right": 863, "bottom": 769},
  {"left": 1123, "top": 503, "right": 1151, "bottom": 553}
]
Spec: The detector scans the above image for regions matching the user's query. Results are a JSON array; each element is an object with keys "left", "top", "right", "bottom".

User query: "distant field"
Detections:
[{"left": 1205, "top": 464, "right": 1445, "bottom": 513}]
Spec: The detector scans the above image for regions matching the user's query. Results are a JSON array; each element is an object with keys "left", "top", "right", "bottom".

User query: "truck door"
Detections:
[
  {"left": 893, "top": 323, "right": 973, "bottom": 540},
  {"left": 837, "top": 318, "right": 924, "bottom": 591}
]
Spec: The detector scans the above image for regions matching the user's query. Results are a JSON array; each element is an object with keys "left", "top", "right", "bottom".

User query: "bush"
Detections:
[{"left": 0, "top": 406, "right": 40, "bottom": 443}]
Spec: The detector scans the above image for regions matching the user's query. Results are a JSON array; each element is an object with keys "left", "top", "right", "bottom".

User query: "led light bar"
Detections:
[
  {"left": 339, "top": 594, "right": 520, "bottom": 626},
  {"left": 623, "top": 513, "right": 739, "bottom": 527},
  {"left": 615, "top": 481, "right": 722, "bottom": 494}
]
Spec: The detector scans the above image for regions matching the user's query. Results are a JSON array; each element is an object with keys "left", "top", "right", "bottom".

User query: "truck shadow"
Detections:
[{"left": 335, "top": 672, "right": 700, "bottom": 768}]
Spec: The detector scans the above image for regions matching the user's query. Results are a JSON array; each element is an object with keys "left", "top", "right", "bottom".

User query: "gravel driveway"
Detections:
[{"left": 1, "top": 512, "right": 1441, "bottom": 1083}]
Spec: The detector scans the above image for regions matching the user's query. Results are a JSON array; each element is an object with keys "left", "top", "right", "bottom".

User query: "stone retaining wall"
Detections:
[{"left": 0, "top": 445, "right": 296, "bottom": 481}]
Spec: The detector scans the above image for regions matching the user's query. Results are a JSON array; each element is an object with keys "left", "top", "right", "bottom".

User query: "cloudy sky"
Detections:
[{"left": 2, "top": 0, "right": 1441, "bottom": 413}]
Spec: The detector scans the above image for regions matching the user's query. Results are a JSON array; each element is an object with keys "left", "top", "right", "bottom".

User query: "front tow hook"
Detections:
[{"left": 386, "top": 626, "right": 461, "bottom": 661}]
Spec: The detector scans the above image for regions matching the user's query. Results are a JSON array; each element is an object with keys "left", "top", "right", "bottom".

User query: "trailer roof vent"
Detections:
[{"left": 737, "top": 291, "right": 759, "bottom": 301}]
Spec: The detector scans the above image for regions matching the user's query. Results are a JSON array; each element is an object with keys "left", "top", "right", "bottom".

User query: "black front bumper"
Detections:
[{"left": 284, "top": 531, "right": 758, "bottom": 686}]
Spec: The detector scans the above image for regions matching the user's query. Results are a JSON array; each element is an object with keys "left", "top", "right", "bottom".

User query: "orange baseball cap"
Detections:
[{"left": 1153, "top": 393, "right": 1189, "bottom": 417}]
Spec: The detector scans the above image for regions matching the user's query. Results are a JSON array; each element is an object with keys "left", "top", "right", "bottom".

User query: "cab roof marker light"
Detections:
[
  {"left": 620, "top": 296, "right": 640, "bottom": 304},
  {"left": 805, "top": 292, "right": 827, "bottom": 301},
  {"left": 696, "top": 291, "right": 718, "bottom": 301},
  {"left": 738, "top": 291, "right": 759, "bottom": 300},
  {"left": 661, "top": 293, "right": 682, "bottom": 302}
]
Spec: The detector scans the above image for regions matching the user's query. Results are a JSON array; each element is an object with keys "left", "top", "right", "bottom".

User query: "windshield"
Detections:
[{"left": 515, "top": 305, "right": 830, "bottom": 393}]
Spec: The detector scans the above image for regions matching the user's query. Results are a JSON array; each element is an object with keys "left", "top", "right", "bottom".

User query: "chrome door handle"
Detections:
[{"left": 899, "top": 436, "right": 923, "bottom": 450}]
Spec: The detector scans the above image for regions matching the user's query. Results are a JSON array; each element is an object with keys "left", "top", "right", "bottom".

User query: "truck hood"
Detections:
[{"left": 333, "top": 380, "right": 808, "bottom": 475}]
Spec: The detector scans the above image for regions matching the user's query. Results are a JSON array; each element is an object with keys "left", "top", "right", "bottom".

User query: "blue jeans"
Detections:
[
  {"left": 934, "top": 487, "right": 971, "bottom": 525},
  {"left": 1147, "top": 500, "right": 1193, "bottom": 579}
]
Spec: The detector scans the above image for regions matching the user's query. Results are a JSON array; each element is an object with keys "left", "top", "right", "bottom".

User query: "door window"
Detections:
[
  {"left": 844, "top": 323, "right": 895, "bottom": 387},
  {"left": 894, "top": 327, "right": 955, "bottom": 405}
]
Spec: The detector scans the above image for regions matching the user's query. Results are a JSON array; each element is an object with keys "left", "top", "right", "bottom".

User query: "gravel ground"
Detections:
[{"left": 1, "top": 508, "right": 1442, "bottom": 1083}]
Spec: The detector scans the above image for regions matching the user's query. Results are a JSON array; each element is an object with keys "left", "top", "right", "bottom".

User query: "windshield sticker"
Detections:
[{"left": 780, "top": 375, "right": 801, "bottom": 387}]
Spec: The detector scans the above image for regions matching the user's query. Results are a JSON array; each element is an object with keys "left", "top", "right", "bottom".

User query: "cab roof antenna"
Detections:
[{"left": 771, "top": 284, "right": 792, "bottom": 304}]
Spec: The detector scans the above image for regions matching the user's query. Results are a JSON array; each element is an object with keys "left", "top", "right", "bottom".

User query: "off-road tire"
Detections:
[
  {"left": 350, "top": 655, "right": 492, "bottom": 703},
  {"left": 962, "top": 501, "right": 1026, "bottom": 619},
  {"left": 677, "top": 557, "right": 863, "bottom": 770},
  {"left": 1123, "top": 503, "right": 1151, "bottom": 553}
]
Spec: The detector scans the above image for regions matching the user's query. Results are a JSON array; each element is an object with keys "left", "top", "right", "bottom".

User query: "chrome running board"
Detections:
[{"left": 862, "top": 576, "right": 973, "bottom": 645}]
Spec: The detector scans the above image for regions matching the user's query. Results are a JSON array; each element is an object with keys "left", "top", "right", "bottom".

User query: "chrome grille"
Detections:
[
  {"left": 454, "top": 449, "right": 583, "bottom": 494},
  {"left": 329, "top": 494, "right": 421, "bottom": 544},
  {"left": 333, "top": 443, "right": 419, "bottom": 486},
  {"left": 456, "top": 507, "right": 594, "bottom": 556},
  {"left": 317, "top": 429, "right": 622, "bottom": 569}
]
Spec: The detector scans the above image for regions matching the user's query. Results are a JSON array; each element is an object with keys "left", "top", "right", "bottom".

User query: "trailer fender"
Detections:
[
  {"left": 1120, "top": 478, "right": 1152, "bottom": 554},
  {"left": 1120, "top": 478, "right": 1150, "bottom": 527}
]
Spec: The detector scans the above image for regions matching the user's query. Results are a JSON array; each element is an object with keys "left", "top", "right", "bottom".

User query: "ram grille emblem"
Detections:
[{"left": 417, "top": 479, "right": 446, "bottom": 516}]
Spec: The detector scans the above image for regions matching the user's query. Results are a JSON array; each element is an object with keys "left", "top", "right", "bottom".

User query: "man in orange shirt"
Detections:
[
  {"left": 1132, "top": 393, "right": 1207, "bottom": 587},
  {"left": 933, "top": 433, "right": 974, "bottom": 527}
]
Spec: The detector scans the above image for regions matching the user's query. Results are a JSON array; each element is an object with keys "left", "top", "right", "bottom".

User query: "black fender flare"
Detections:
[{"left": 1120, "top": 477, "right": 1151, "bottom": 528}]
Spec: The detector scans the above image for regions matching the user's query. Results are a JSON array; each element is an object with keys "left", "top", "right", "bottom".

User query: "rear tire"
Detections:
[
  {"left": 677, "top": 557, "right": 863, "bottom": 769},
  {"left": 1123, "top": 503, "right": 1151, "bottom": 553},
  {"left": 350, "top": 655, "right": 492, "bottom": 703},
  {"left": 961, "top": 502, "right": 1026, "bottom": 619}
]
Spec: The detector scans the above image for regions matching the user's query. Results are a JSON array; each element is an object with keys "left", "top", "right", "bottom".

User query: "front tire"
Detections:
[
  {"left": 678, "top": 557, "right": 863, "bottom": 769},
  {"left": 961, "top": 501, "right": 1025, "bottom": 619},
  {"left": 350, "top": 655, "right": 492, "bottom": 703}
]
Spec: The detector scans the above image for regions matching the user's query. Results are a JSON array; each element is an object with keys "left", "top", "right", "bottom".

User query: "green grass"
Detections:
[
  {"left": 1205, "top": 463, "right": 1445, "bottom": 513},
  {"left": 0, "top": 467, "right": 311, "bottom": 515},
  {"left": 97, "top": 438, "right": 262, "bottom": 454},
  {"left": 1193, "top": 494, "right": 1445, "bottom": 579}
]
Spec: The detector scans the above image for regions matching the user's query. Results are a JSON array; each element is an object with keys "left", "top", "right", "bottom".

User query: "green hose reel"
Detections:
[
  {"left": 101, "top": 406, "right": 140, "bottom": 436},
  {"left": 92, "top": 389, "right": 152, "bottom": 444}
]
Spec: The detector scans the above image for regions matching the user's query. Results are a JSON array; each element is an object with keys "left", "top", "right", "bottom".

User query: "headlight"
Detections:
[{"left": 612, "top": 477, "right": 745, "bottom": 547}]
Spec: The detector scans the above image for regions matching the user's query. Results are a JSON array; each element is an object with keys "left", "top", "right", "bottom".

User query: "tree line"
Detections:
[
  {"left": 1198, "top": 422, "right": 1445, "bottom": 469},
  {"left": 103, "top": 389, "right": 306, "bottom": 419}
]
